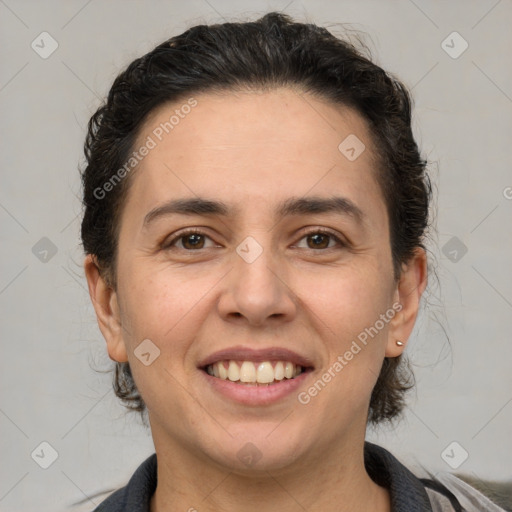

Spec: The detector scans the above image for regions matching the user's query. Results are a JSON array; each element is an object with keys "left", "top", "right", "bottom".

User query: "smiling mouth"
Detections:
[{"left": 202, "top": 360, "right": 313, "bottom": 386}]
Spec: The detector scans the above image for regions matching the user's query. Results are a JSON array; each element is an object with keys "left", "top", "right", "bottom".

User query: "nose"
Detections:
[{"left": 217, "top": 240, "right": 297, "bottom": 327}]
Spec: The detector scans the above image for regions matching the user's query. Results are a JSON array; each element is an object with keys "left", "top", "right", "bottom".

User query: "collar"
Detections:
[
  {"left": 94, "top": 442, "right": 433, "bottom": 511},
  {"left": 364, "top": 441, "right": 433, "bottom": 511}
]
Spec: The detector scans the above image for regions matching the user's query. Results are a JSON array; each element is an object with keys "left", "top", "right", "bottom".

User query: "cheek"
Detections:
[
  {"left": 116, "top": 268, "right": 216, "bottom": 411},
  {"left": 301, "top": 261, "right": 392, "bottom": 341},
  {"left": 298, "top": 277, "right": 390, "bottom": 422},
  {"left": 118, "top": 263, "right": 216, "bottom": 357},
  {"left": 294, "top": 260, "right": 393, "bottom": 404}
]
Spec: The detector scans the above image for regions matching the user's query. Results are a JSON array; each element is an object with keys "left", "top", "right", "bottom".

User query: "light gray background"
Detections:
[{"left": 1, "top": 1, "right": 511, "bottom": 510}]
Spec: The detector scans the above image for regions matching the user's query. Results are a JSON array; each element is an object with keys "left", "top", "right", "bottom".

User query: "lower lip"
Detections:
[{"left": 200, "top": 369, "right": 312, "bottom": 405}]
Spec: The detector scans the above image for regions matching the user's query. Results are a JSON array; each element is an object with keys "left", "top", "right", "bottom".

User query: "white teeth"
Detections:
[
  {"left": 228, "top": 361, "right": 240, "bottom": 382},
  {"left": 256, "top": 362, "right": 274, "bottom": 383},
  {"left": 274, "top": 361, "right": 285, "bottom": 381},
  {"left": 207, "top": 360, "right": 304, "bottom": 384},
  {"left": 239, "top": 361, "right": 256, "bottom": 383},
  {"left": 218, "top": 362, "right": 228, "bottom": 380}
]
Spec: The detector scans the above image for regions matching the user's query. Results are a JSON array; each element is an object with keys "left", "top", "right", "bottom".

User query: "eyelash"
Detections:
[{"left": 163, "top": 228, "right": 346, "bottom": 251}]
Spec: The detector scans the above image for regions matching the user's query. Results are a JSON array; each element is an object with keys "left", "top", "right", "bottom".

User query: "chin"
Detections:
[{"left": 202, "top": 425, "right": 310, "bottom": 474}]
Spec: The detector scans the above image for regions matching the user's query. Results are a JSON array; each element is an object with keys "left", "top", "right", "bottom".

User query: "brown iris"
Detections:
[
  {"left": 307, "top": 233, "right": 330, "bottom": 249},
  {"left": 181, "top": 233, "right": 205, "bottom": 249}
]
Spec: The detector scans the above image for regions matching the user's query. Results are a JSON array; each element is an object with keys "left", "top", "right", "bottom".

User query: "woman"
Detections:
[{"left": 81, "top": 12, "right": 504, "bottom": 512}]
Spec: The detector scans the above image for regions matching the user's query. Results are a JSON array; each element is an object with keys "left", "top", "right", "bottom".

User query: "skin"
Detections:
[{"left": 85, "top": 87, "right": 427, "bottom": 511}]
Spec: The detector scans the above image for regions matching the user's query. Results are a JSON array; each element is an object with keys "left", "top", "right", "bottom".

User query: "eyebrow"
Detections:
[{"left": 143, "top": 196, "right": 365, "bottom": 227}]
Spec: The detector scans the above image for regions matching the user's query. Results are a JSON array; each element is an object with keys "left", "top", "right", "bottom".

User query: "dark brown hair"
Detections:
[{"left": 81, "top": 12, "right": 430, "bottom": 424}]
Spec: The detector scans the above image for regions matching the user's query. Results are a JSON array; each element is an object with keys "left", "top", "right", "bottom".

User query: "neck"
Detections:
[{"left": 149, "top": 432, "right": 390, "bottom": 512}]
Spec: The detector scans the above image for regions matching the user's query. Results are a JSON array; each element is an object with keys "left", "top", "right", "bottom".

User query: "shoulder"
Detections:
[
  {"left": 91, "top": 453, "right": 157, "bottom": 512},
  {"left": 364, "top": 442, "right": 507, "bottom": 512},
  {"left": 422, "top": 472, "right": 508, "bottom": 512}
]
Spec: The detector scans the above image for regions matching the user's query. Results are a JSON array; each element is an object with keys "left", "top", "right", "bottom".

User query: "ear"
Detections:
[
  {"left": 84, "top": 255, "right": 128, "bottom": 363},
  {"left": 386, "top": 248, "right": 428, "bottom": 357}
]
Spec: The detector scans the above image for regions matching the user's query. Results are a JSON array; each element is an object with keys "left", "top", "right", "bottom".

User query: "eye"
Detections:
[
  {"left": 295, "top": 230, "right": 345, "bottom": 250},
  {"left": 164, "top": 229, "right": 217, "bottom": 250},
  {"left": 163, "top": 228, "right": 345, "bottom": 252}
]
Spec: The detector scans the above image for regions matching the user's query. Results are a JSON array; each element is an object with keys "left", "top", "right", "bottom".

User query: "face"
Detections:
[{"left": 87, "top": 87, "right": 425, "bottom": 473}]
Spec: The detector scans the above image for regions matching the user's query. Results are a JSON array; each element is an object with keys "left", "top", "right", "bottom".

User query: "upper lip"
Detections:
[{"left": 198, "top": 346, "right": 315, "bottom": 369}]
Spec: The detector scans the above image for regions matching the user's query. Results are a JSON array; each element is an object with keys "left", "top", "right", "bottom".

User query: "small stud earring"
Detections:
[{"left": 396, "top": 340, "right": 404, "bottom": 346}]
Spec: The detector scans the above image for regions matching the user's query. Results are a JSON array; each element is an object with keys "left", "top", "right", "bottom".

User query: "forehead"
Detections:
[{"left": 125, "top": 88, "right": 386, "bottom": 226}]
